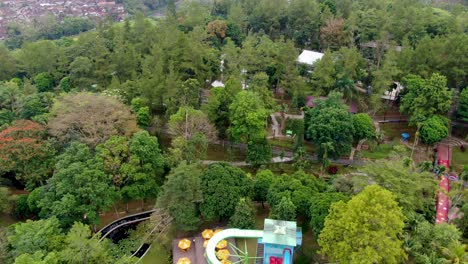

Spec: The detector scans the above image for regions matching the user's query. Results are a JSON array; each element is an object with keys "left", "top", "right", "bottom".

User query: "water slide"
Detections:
[{"left": 206, "top": 229, "right": 264, "bottom": 264}]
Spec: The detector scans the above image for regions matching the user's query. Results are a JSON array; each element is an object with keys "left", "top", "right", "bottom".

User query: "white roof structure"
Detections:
[
  {"left": 381, "top": 82, "right": 404, "bottom": 101},
  {"left": 297, "top": 50, "right": 324, "bottom": 66},
  {"left": 211, "top": 80, "right": 225, "bottom": 88}
]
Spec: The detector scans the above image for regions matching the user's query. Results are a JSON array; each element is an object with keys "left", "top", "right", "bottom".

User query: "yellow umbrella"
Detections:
[
  {"left": 178, "top": 238, "right": 191, "bottom": 250},
  {"left": 221, "top": 260, "right": 231, "bottom": 264},
  {"left": 202, "top": 229, "right": 214, "bottom": 239},
  {"left": 216, "top": 239, "right": 228, "bottom": 249},
  {"left": 203, "top": 240, "right": 209, "bottom": 248},
  {"left": 214, "top": 228, "right": 223, "bottom": 234},
  {"left": 177, "top": 257, "right": 191, "bottom": 264},
  {"left": 216, "top": 249, "right": 230, "bottom": 260}
]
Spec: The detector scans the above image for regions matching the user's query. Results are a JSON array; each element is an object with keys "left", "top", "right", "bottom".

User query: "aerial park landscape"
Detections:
[{"left": 0, "top": 0, "right": 467, "bottom": 264}]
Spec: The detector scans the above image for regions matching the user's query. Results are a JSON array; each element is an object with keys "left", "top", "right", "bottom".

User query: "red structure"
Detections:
[
  {"left": 435, "top": 144, "right": 452, "bottom": 224},
  {"left": 436, "top": 176, "right": 450, "bottom": 224},
  {"left": 437, "top": 144, "right": 451, "bottom": 168}
]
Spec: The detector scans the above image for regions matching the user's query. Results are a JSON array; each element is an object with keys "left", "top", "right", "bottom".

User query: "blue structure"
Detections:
[
  {"left": 401, "top": 132, "right": 410, "bottom": 142},
  {"left": 258, "top": 219, "right": 302, "bottom": 264}
]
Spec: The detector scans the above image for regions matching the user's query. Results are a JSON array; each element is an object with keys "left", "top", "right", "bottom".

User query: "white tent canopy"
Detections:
[
  {"left": 297, "top": 50, "right": 324, "bottom": 66},
  {"left": 211, "top": 80, "right": 225, "bottom": 88}
]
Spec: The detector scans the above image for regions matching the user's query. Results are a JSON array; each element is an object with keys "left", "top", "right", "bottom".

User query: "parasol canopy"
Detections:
[
  {"left": 214, "top": 228, "right": 223, "bottom": 234},
  {"left": 216, "top": 249, "right": 230, "bottom": 260},
  {"left": 202, "top": 229, "right": 214, "bottom": 239},
  {"left": 216, "top": 239, "right": 228, "bottom": 249},
  {"left": 221, "top": 260, "right": 231, "bottom": 264},
  {"left": 177, "top": 257, "right": 191, "bottom": 264},
  {"left": 178, "top": 238, "right": 191, "bottom": 250}
]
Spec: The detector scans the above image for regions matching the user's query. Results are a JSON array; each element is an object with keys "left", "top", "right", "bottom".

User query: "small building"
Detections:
[
  {"left": 297, "top": 50, "right": 324, "bottom": 67},
  {"left": 259, "top": 219, "right": 302, "bottom": 264}
]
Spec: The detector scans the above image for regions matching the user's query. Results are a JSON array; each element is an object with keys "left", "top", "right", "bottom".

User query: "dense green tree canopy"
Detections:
[
  {"left": 156, "top": 162, "right": 203, "bottom": 231},
  {"left": 229, "top": 198, "right": 256, "bottom": 229},
  {"left": 200, "top": 163, "right": 253, "bottom": 220},
  {"left": 48, "top": 93, "right": 138, "bottom": 147},
  {"left": 319, "top": 185, "right": 406, "bottom": 264},
  {"left": 267, "top": 170, "right": 326, "bottom": 217},
  {"left": 419, "top": 115, "right": 449, "bottom": 145},
  {"left": 306, "top": 92, "right": 354, "bottom": 159},
  {"left": 37, "top": 142, "right": 117, "bottom": 227},
  {"left": 352, "top": 113, "right": 375, "bottom": 141},
  {"left": 229, "top": 91, "right": 270, "bottom": 142},
  {"left": 270, "top": 196, "right": 297, "bottom": 221},
  {"left": 309, "top": 192, "right": 348, "bottom": 237},
  {"left": 457, "top": 88, "right": 468, "bottom": 121},
  {"left": 400, "top": 73, "right": 453, "bottom": 125}
]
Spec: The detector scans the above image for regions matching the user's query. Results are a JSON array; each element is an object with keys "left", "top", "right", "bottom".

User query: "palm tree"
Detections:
[{"left": 440, "top": 240, "right": 468, "bottom": 264}]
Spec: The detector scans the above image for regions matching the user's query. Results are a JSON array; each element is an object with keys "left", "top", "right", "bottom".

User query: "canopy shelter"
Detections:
[
  {"left": 177, "top": 257, "right": 191, "bottom": 264},
  {"left": 216, "top": 249, "right": 230, "bottom": 260},
  {"left": 297, "top": 50, "right": 324, "bottom": 66},
  {"left": 178, "top": 238, "right": 191, "bottom": 251},
  {"left": 202, "top": 229, "right": 214, "bottom": 240},
  {"left": 216, "top": 240, "right": 228, "bottom": 249}
]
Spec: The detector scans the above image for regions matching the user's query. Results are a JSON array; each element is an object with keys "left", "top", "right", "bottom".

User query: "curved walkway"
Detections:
[{"left": 97, "top": 209, "right": 157, "bottom": 241}]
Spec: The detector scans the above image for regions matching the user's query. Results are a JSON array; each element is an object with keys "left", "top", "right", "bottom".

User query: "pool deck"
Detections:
[{"left": 173, "top": 236, "right": 239, "bottom": 264}]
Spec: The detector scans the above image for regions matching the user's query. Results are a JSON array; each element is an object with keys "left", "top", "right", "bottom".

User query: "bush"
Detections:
[
  {"left": 13, "top": 194, "right": 33, "bottom": 219},
  {"left": 328, "top": 166, "right": 338, "bottom": 175}
]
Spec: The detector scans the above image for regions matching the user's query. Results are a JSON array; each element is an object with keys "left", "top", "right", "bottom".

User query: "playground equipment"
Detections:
[{"left": 205, "top": 219, "right": 302, "bottom": 264}]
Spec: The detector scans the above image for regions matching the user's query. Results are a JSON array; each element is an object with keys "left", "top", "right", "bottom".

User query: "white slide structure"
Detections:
[{"left": 206, "top": 229, "right": 264, "bottom": 264}]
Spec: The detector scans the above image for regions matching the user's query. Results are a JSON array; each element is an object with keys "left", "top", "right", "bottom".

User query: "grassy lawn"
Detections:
[
  {"left": 360, "top": 143, "right": 396, "bottom": 159},
  {"left": 268, "top": 138, "right": 315, "bottom": 153},
  {"left": 380, "top": 122, "right": 417, "bottom": 141},
  {"left": 235, "top": 238, "right": 258, "bottom": 264},
  {"left": 141, "top": 243, "right": 171, "bottom": 264},
  {"left": 452, "top": 147, "right": 468, "bottom": 173}
]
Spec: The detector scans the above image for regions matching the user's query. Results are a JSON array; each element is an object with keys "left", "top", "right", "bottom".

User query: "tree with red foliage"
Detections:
[{"left": 0, "top": 120, "right": 55, "bottom": 189}]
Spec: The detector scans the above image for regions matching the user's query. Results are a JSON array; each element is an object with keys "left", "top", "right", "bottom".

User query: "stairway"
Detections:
[
  {"left": 256, "top": 243, "right": 264, "bottom": 264},
  {"left": 440, "top": 136, "right": 467, "bottom": 147}
]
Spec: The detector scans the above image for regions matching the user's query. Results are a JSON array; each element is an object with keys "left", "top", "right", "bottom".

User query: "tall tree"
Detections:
[
  {"left": 156, "top": 162, "right": 203, "bottom": 231},
  {"left": 229, "top": 90, "right": 270, "bottom": 142},
  {"left": 419, "top": 115, "right": 449, "bottom": 146},
  {"left": 309, "top": 192, "right": 348, "bottom": 237},
  {"left": 0, "top": 120, "right": 55, "bottom": 189},
  {"left": 352, "top": 113, "right": 375, "bottom": 142},
  {"left": 37, "top": 142, "right": 117, "bottom": 227},
  {"left": 48, "top": 93, "right": 138, "bottom": 147},
  {"left": 311, "top": 50, "right": 336, "bottom": 95},
  {"left": 270, "top": 196, "right": 296, "bottom": 221},
  {"left": 229, "top": 198, "right": 256, "bottom": 229},
  {"left": 7, "top": 218, "right": 64, "bottom": 260},
  {"left": 400, "top": 73, "right": 453, "bottom": 126},
  {"left": 456, "top": 88, "right": 468, "bottom": 121},
  {"left": 319, "top": 185, "right": 406, "bottom": 264},
  {"left": 0, "top": 45, "right": 17, "bottom": 81},
  {"left": 253, "top": 169, "right": 274, "bottom": 208},
  {"left": 306, "top": 92, "right": 354, "bottom": 159},
  {"left": 200, "top": 163, "right": 253, "bottom": 221}
]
